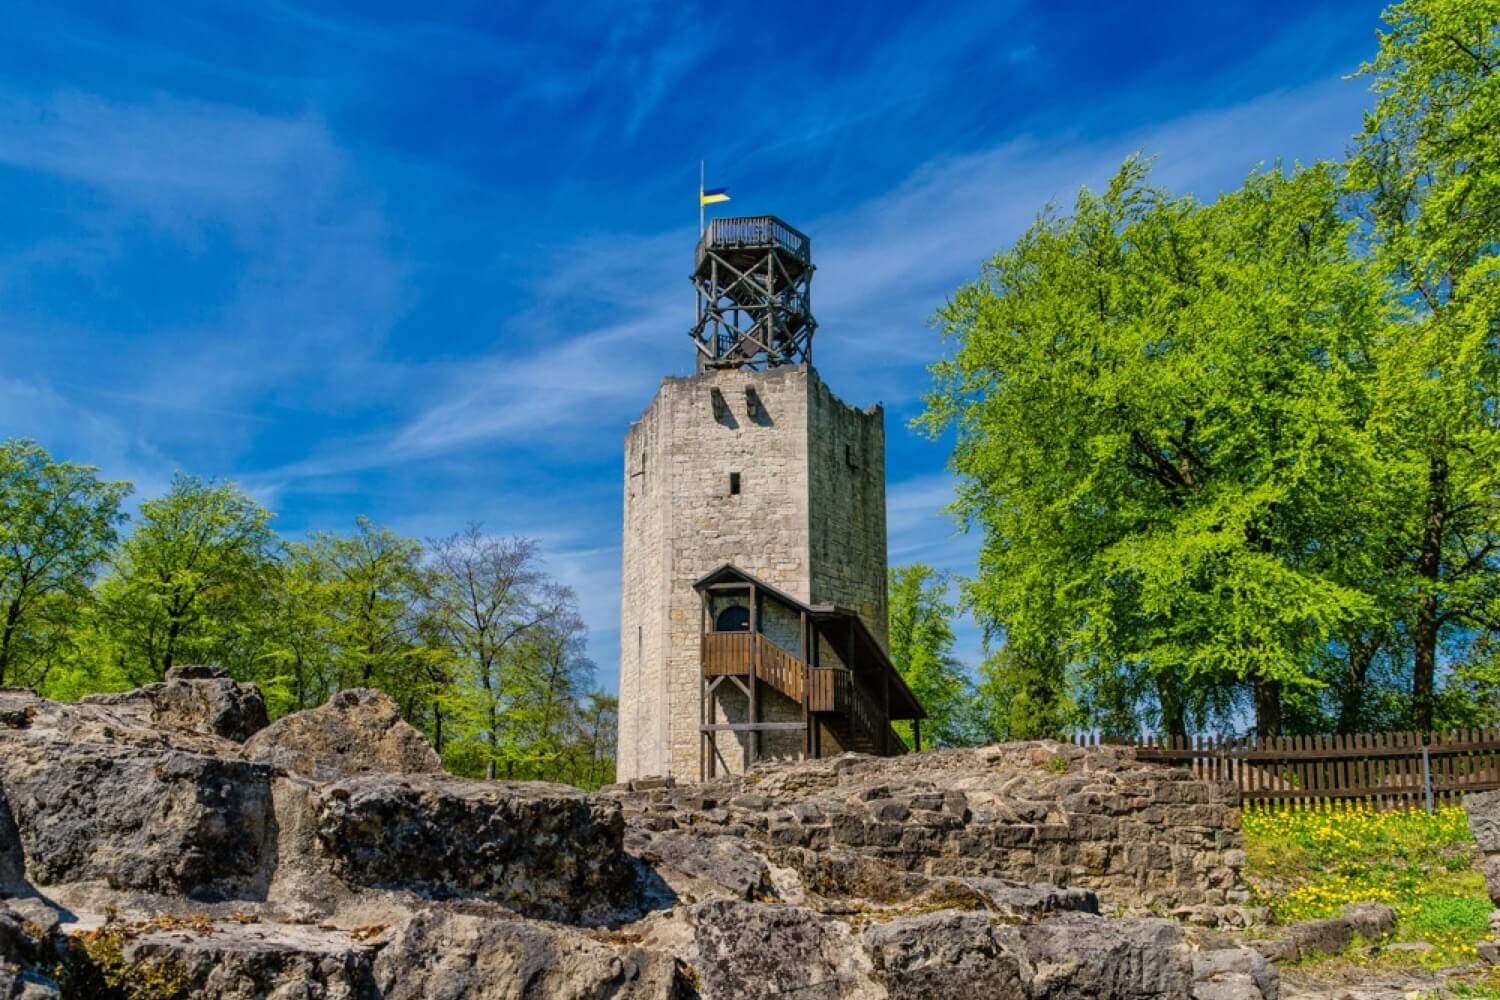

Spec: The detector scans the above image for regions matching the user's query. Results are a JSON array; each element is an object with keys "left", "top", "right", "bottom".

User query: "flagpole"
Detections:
[{"left": 699, "top": 160, "right": 704, "bottom": 237}]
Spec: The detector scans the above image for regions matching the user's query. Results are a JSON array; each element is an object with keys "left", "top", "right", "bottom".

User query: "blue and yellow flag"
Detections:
[{"left": 700, "top": 186, "right": 730, "bottom": 206}]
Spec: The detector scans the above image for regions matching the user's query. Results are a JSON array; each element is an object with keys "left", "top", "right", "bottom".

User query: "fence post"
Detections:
[{"left": 1422, "top": 743, "right": 1434, "bottom": 815}]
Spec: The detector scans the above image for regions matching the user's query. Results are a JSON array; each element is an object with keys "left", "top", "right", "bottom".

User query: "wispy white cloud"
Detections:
[
  {"left": 0, "top": 87, "right": 409, "bottom": 466},
  {"left": 0, "top": 91, "right": 335, "bottom": 235},
  {"left": 0, "top": 375, "right": 173, "bottom": 503},
  {"left": 268, "top": 72, "right": 1369, "bottom": 485}
]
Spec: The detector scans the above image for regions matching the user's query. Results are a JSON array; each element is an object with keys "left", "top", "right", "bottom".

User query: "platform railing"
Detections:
[{"left": 698, "top": 216, "right": 810, "bottom": 263}]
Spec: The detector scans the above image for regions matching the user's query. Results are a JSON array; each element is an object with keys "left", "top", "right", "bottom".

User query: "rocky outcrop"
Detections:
[
  {"left": 1193, "top": 947, "right": 1278, "bottom": 1000},
  {"left": 863, "top": 910, "right": 1027, "bottom": 998},
  {"left": 243, "top": 688, "right": 441, "bottom": 781},
  {"left": 115, "top": 919, "right": 380, "bottom": 999},
  {"left": 314, "top": 773, "right": 636, "bottom": 922},
  {"left": 0, "top": 677, "right": 1279, "bottom": 998},
  {"left": 0, "top": 786, "right": 24, "bottom": 894},
  {"left": 692, "top": 902, "right": 1276, "bottom": 1000},
  {"left": 0, "top": 902, "right": 61, "bottom": 998},
  {"left": 372, "top": 905, "right": 686, "bottom": 999},
  {"left": 624, "top": 829, "right": 773, "bottom": 901},
  {"left": 997, "top": 913, "right": 1194, "bottom": 999},
  {"left": 692, "top": 899, "right": 873, "bottom": 999},
  {"left": 1, "top": 739, "right": 275, "bottom": 900},
  {"left": 0, "top": 681, "right": 277, "bottom": 901},
  {"left": 80, "top": 665, "right": 268, "bottom": 742}
]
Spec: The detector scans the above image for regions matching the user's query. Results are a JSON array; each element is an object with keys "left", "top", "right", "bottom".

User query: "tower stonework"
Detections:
[{"left": 617, "top": 364, "right": 887, "bottom": 782}]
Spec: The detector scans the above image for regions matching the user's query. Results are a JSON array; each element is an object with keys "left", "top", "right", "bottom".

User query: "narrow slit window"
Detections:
[{"left": 729, "top": 472, "right": 741, "bottom": 496}]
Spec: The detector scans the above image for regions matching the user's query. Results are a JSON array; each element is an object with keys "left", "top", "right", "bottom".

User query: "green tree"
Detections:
[
  {"left": 1349, "top": 0, "right": 1500, "bottom": 730},
  {"left": 252, "top": 543, "right": 336, "bottom": 717},
  {"left": 974, "top": 639, "right": 1075, "bottom": 741},
  {"left": 0, "top": 440, "right": 130, "bottom": 687},
  {"left": 887, "top": 565, "right": 984, "bottom": 747},
  {"left": 490, "top": 609, "right": 595, "bottom": 780},
  {"left": 562, "top": 691, "right": 618, "bottom": 789},
  {"left": 297, "top": 518, "right": 428, "bottom": 696},
  {"left": 95, "top": 474, "right": 276, "bottom": 683},
  {"left": 424, "top": 528, "right": 577, "bottom": 779},
  {"left": 923, "top": 159, "right": 1386, "bottom": 737}
]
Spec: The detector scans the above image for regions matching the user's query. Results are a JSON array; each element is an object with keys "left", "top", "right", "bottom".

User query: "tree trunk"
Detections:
[
  {"left": 163, "top": 618, "right": 181, "bottom": 679},
  {"left": 1157, "top": 675, "right": 1187, "bottom": 739},
  {"left": 0, "top": 597, "right": 22, "bottom": 687},
  {"left": 1339, "top": 637, "right": 1377, "bottom": 733},
  {"left": 1254, "top": 677, "right": 1282, "bottom": 738},
  {"left": 1413, "top": 453, "right": 1448, "bottom": 732}
]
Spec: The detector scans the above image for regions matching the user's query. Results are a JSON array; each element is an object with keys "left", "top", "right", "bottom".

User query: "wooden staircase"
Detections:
[{"left": 701, "top": 631, "right": 907, "bottom": 757}]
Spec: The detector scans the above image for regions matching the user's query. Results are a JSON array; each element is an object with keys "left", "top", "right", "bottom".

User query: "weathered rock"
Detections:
[
  {"left": 314, "top": 774, "right": 636, "bottom": 922},
  {"left": 1193, "top": 947, "right": 1278, "bottom": 1000},
  {"left": 626, "top": 828, "right": 773, "bottom": 901},
  {"left": 115, "top": 919, "right": 379, "bottom": 1000},
  {"left": 0, "top": 741, "right": 274, "bottom": 900},
  {"left": 0, "top": 686, "right": 238, "bottom": 758},
  {"left": 776, "top": 847, "right": 931, "bottom": 904},
  {"left": 0, "top": 904, "right": 61, "bottom": 999},
  {"left": 82, "top": 665, "right": 268, "bottom": 742},
  {"left": 1247, "top": 937, "right": 1298, "bottom": 964},
  {"left": 995, "top": 913, "right": 1195, "bottom": 999},
  {"left": 1284, "top": 918, "right": 1353, "bottom": 961},
  {"left": 864, "top": 911, "right": 1026, "bottom": 999},
  {"left": 1468, "top": 789, "right": 1500, "bottom": 905},
  {"left": 1341, "top": 902, "right": 1395, "bottom": 942},
  {"left": 1263, "top": 903, "right": 1396, "bottom": 965},
  {"left": 692, "top": 899, "right": 874, "bottom": 999},
  {"left": 0, "top": 787, "right": 23, "bottom": 894},
  {"left": 264, "top": 775, "right": 350, "bottom": 915},
  {"left": 0, "top": 692, "right": 35, "bottom": 732},
  {"left": 374, "top": 905, "right": 686, "bottom": 999},
  {"left": 243, "top": 688, "right": 441, "bottom": 781},
  {"left": 953, "top": 877, "right": 1100, "bottom": 918}
]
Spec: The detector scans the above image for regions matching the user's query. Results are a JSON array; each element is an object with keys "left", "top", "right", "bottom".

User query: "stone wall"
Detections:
[
  {"left": 808, "top": 374, "right": 888, "bottom": 650},
  {"left": 609, "top": 741, "right": 1249, "bottom": 917},
  {"left": 617, "top": 365, "right": 887, "bottom": 782}
]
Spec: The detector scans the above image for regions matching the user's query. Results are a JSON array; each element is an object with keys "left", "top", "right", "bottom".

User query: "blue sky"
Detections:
[{"left": 1, "top": 0, "right": 1390, "bottom": 691}]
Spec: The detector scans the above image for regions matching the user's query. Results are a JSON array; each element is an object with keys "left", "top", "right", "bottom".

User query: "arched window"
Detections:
[{"left": 715, "top": 604, "right": 750, "bottom": 632}]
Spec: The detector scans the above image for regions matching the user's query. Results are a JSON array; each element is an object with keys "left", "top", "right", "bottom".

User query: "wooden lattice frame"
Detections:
[{"left": 689, "top": 216, "right": 817, "bottom": 371}]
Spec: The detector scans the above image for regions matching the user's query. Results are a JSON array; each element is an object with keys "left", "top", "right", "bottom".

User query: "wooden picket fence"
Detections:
[{"left": 1073, "top": 729, "right": 1500, "bottom": 811}]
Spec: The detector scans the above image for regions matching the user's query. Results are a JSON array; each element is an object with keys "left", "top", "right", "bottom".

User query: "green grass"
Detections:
[{"left": 1242, "top": 802, "right": 1491, "bottom": 969}]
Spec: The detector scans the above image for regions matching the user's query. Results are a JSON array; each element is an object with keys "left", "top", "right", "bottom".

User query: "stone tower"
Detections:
[{"left": 616, "top": 217, "right": 893, "bottom": 782}]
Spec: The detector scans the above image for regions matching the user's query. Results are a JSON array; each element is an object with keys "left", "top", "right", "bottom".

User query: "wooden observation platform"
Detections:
[{"left": 691, "top": 216, "right": 816, "bottom": 371}]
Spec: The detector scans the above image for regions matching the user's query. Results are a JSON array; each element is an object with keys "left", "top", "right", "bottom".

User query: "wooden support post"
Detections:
[
  {"left": 707, "top": 675, "right": 718, "bottom": 779},
  {"left": 882, "top": 670, "right": 891, "bottom": 756},
  {"left": 699, "top": 592, "right": 707, "bottom": 780},
  {"left": 799, "top": 610, "right": 810, "bottom": 759},
  {"left": 747, "top": 583, "right": 759, "bottom": 770},
  {"left": 913, "top": 719, "right": 921, "bottom": 752}
]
